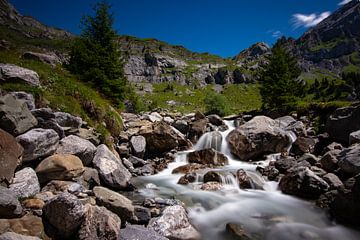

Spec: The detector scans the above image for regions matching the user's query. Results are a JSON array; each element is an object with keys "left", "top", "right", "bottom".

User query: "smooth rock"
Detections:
[
  {"left": 9, "top": 168, "right": 40, "bottom": 198},
  {"left": 207, "top": 114, "right": 225, "bottom": 126},
  {"left": 187, "top": 148, "right": 228, "bottom": 166},
  {"left": 0, "top": 95, "right": 37, "bottom": 136},
  {"left": 0, "top": 128, "right": 23, "bottom": 185},
  {"left": 93, "top": 144, "right": 132, "bottom": 190},
  {"left": 0, "top": 64, "right": 40, "bottom": 86},
  {"left": 56, "top": 135, "right": 96, "bottom": 166},
  {"left": 35, "top": 154, "right": 84, "bottom": 183},
  {"left": 0, "top": 187, "right": 23, "bottom": 218},
  {"left": 16, "top": 128, "right": 59, "bottom": 162}
]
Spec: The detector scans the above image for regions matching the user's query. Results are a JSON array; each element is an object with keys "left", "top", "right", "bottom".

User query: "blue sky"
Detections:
[{"left": 9, "top": 0, "right": 352, "bottom": 57}]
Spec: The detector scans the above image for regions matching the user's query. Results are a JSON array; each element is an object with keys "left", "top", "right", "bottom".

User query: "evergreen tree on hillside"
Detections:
[
  {"left": 259, "top": 41, "right": 302, "bottom": 109},
  {"left": 68, "top": 1, "right": 126, "bottom": 104}
]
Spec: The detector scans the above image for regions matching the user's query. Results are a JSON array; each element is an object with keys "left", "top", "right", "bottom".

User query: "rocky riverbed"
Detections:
[{"left": 1, "top": 90, "right": 360, "bottom": 239}]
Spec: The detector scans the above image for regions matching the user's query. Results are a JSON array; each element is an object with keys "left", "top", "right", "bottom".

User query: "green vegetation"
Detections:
[
  {"left": 204, "top": 92, "right": 230, "bottom": 116},
  {"left": 309, "top": 38, "right": 347, "bottom": 52},
  {"left": 259, "top": 42, "right": 303, "bottom": 110}
]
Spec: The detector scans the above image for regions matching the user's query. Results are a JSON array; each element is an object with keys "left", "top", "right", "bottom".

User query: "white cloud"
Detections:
[
  {"left": 271, "top": 31, "right": 282, "bottom": 38},
  {"left": 338, "top": 0, "right": 351, "bottom": 5},
  {"left": 292, "top": 11, "right": 331, "bottom": 29}
]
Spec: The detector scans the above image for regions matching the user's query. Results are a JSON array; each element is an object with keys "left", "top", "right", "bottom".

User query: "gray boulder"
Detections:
[
  {"left": 148, "top": 205, "right": 200, "bottom": 240},
  {"left": 16, "top": 128, "right": 59, "bottom": 161},
  {"left": 0, "top": 128, "right": 23, "bottom": 185},
  {"left": 0, "top": 94, "right": 37, "bottom": 136},
  {"left": 275, "top": 116, "right": 305, "bottom": 136},
  {"left": 349, "top": 130, "right": 360, "bottom": 145},
  {"left": 130, "top": 135, "right": 146, "bottom": 158},
  {"left": 78, "top": 204, "right": 121, "bottom": 240},
  {"left": 0, "top": 187, "right": 23, "bottom": 218},
  {"left": 93, "top": 144, "right": 132, "bottom": 190},
  {"left": 10, "top": 92, "right": 35, "bottom": 110},
  {"left": 172, "top": 120, "right": 189, "bottom": 134},
  {"left": 320, "top": 150, "right": 340, "bottom": 172},
  {"left": 337, "top": 143, "right": 360, "bottom": 174},
  {"left": 54, "top": 112, "right": 82, "bottom": 128},
  {"left": 9, "top": 168, "right": 40, "bottom": 198},
  {"left": 0, "top": 64, "right": 40, "bottom": 86},
  {"left": 0, "top": 232, "right": 40, "bottom": 240},
  {"left": 42, "top": 193, "right": 85, "bottom": 239},
  {"left": 56, "top": 135, "right": 96, "bottom": 166},
  {"left": 120, "top": 225, "right": 168, "bottom": 240},
  {"left": 22, "top": 52, "right": 61, "bottom": 66},
  {"left": 279, "top": 167, "right": 329, "bottom": 199},
  {"left": 323, "top": 173, "right": 344, "bottom": 190},
  {"left": 93, "top": 186, "right": 135, "bottom": 223},
  {"left": 207, "top": 114, "right": 225, "bottom": 126},
  {"left": 227, "top": 116, "right": 291, "bottom": 161}
]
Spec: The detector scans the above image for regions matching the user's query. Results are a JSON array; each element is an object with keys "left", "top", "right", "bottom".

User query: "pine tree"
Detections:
[
  {"left": 68, "top": 1, "right": 126, "bottom": 104},
  {"left": 259, "top": 40, "right": 302, "bottom": 109}
]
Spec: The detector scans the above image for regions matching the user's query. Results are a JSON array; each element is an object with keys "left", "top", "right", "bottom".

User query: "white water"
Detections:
[{"left": 136, "top": 120, "right": 360, "bottom": 240}]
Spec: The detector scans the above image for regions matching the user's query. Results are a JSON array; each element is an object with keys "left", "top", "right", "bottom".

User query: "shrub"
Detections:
[{"left": 204, "top": 91, "right": 230, "bottom": 116}]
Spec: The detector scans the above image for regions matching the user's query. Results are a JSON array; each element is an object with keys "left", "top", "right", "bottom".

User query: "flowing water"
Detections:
[{"left": 135, "top": 120, "right": 360, "bottom": 240}]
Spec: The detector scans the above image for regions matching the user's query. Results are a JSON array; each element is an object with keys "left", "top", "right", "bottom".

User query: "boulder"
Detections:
[
  {"left": 0, "top": 232, "right": 40, "bottom": 240},
  {"left": 323, "top": 173, "right": 344, "bottom": 190},
  {"left": 337, "top": 143, "right": 360, "bottom": 174},
  {"left": 10, "top": 92, "right": 35, "bottom": 111},
  {"left": 172, "top": 163, "right": 206, "bottom": 174},
  {"left": 30, "top": 108, "right": 55, "bottom": 121},
  {"left": 291, "top": 137, "right": 317, "bottom": 155},
  {"left": 74, "top": 167, "right": 100, "bottom": 189},
  {"left": 0, "top": 64, "right": 40, "bottom": 86},
  {"left": 0, "top": 214, "right": 43, "bottom": 237},
  {"left": 203, "top": 171, "right": 222, "bottom": 183},
  {"left": 93, "top": 186, "right": 135, "bottom": 223},
  {"left": 188, "top": 119, "right": 208, "bottom": 142},
  {"left": 43, "top": 193, "right": 85, "bottom": 239},
  {"left": 54, "top": 112, "right": 82, "bottom": 129},
  {"left": 0, "top": 95, "right": 37, "bottom": 136},
  {"left": 0, "top": 128, "right": 23, "bottom": 185},
  {"left": 56, "top": 135, "right": 96, "bottom": 166},
  {"left": 188, "top": 148, "right": 228, "bottom": 166},
  {"left": 236, "top": 169, "right": 252, "bottom": 189},
  {"left": 130, "top": 135, "right": 146, "bottom": 158},
  {"left": 119, "top": 225, "right": 168, "bottom": 240},
  {"left": 200, "top": 181, "right": 222, "bottom": 191},
  {"left": 279, "top": 167, "right": 329, "bottom": 199},
  {"left": 0, "top": 187, "right": 23, "bottom": 218},
  {"left": 9, "top": 168, "right": 40, "bottom": 198},
  {"left": 92, "top": 144, "right": 132, "bottom": 190},
  {"left": 22, "top": 52, "right": 61, "bottom": 66},
  {"left": 274, "top": 156, "right": 297, "bottom": 173},
  {"left": 128, "top": 155, "right": 146, "bottom": 168},
  {"left": 139, "top": 121, "right": 191, "bottom": 155},
  {"left": 227, "top": 116, "right": 290, "bottom": 161},
  {"left": 133, "top": 206, "right": 151, "bottom": 225},
  {"left": 16, "top": 128, "right": 59, "bottom": 162},
  {"left": 178, "top": 173, "right": 197, "bottom": 185},
  {"left": 275, "top": 116, "right": 305, "bottom": 136},
  {"left": 35, "top": 154, "right": 85, "bottom": 183},
  {"left": 326, "top": 105, "right": 360, "bottom": 143},
  {"left": 76, "top": 128, "right": 101, "bottom": 146},
  {"left": 172, "top": 120, "right": 189, "bottom": 134},
  {"left": 320, "top": 150, "right": 340, "bottom": 172},
  {"left": 349, "top": 130, "right": 360, "bottom": 145},
  {"left": 148, "top": 205, "right": 200, "bottom": 240},
  {"left": 207, "top": 114, "right": 225, "bottom": 126},
  {"left": 78, "top": 204, "right": 121, "bottom": 240}
]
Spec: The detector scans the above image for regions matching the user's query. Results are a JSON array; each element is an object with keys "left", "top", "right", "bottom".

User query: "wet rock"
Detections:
[
  {"left": 0, "top": 64, "right": 40, "bottom": 86},
  {"left": 133, "top": 206, "right": 151, "bottom": 225},
  {"left": 16, "top": 128, "right": 59, "bottom": 162},
  {"left": 323, "top": 173, "right": 344, "bottom": 190},
  {"left": 0, "top": 128, "right": 23, "bottom": 185},
  {"left": 9, "top": 168, "right": 40, "bottom": 198},
  {"left": 0, "top": 95, "right": 37, "bottom": 136},
  {"left": 226, "top": 223, "right": 255, "bottom": 240},
  {"left": 274, "top": 156, "right": 296, "bottom": 173},
  {"left": 42, "top": 193, "right": 85, "bottom": 239},
  {"left": 326, "top": 105, "right": 360, "bottom": 143},
  {"left": 148, "top": 205, "right": 201, "bottom": 240},
  {"left": 316, "top": 190, "right": 339, "bottom": 209},
  {"left": 54, "top": 112, "right": 82, "bottom": 129},
  {"left": 187, "top": 148, "right": 228, "bottom": 166},
  {"left": 203, "top": 171, "right": 222, "bottom": 183},
  {"left": 236, "top": 169, "right": 252, "bottom": 189},
  {"left": 78, "top": 204, "right": 121, "bottom": 240},
  {"left": 10, "top": 92, "right": 35, "bottom": 111},
  {"left": 93, "top": 144, "right": 132, "bottom": 190},
  {"left": 349, "top": 130, "right": 360, "bottom": 145},
  {"left": 0, "top": 232, "right": 40, "bottom": 240},
  {"left": 0, "top": 187, "right": 23, "bottom": 218},
  {"left": 291, "top": 137, "right": 317, "bottom": 155},
  {"left": 207, "top": 114, "right": 225, "bottom": 126},
  {"left": 0, "top": 214, "right": 43, "bottom": 238},
  {"left": 130, "top": 135, "right": 146, "bottom": 158},
  {"left": 56, "top": 135, "right": 96, "bottom": 166},
  {"left": 200, "top": 181, "right": 222, "bottom": 191},
  {"left": 172, "top": 120, "right": 189, "bottom": 134},
  {"left": 119, "top": 225, "right": 168, "bottom": 240},
  {"left": 178, "top": 172, "right": 197, "bottom": 185},
  {"left": 139, "top": 121, "right": 191, "bottom": 155},
  {"left": 320, "top": 150, "right": 340, "bottom": 172},
  {"left": 279, "top": 166, "right": 330, "bottom": 199},
  {"left": 188, "top": 118, "right": 208, "bottom": 143},
  {"left": 227, "top": 116, "right": 290, "bottom": 161},
  {"left": 93, "top": 186, "right": 135, "bottom": 224},
  {"left": 337, "top": 143, "right": 360, "bottom": 174},
  {"left": 35, "top": 154, "right": 85, "bottom": 184},
  {"left": 172, "top": 163, "right": 206, "bottom": 174}
]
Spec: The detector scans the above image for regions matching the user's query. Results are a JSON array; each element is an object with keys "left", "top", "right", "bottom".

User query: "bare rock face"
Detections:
[
  {"left": 92, "top": 144, "right": 132, "bottom": 190},
  {"left": 42, "top": 193, "right": 85, "bottom": 239},
  {"left": 148, "top": 205, "right": 201, "bottom": 240},
  {"left": 227, "top": 116, "right": 291, "bottom": 161},
  {"left": 0, "top": 94, "right": 37, "bottom": 136},
  {"left": 187, "top": 148, "right": 228, "bottom": 166},
  {"left": 16, "top": 128, "right": 59, "bottom": 162},
  {"left": 0, "top": 64, "right": 40, "bottom": 86},
  {"left": 78, "top": 204, "right": 121, "bottom": 240},
  {"left": 0, "top": 128, "right": 23, "bottom": 185}
]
